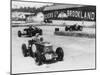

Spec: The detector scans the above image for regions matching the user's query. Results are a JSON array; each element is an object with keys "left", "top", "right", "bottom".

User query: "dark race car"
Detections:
[
  {"left": 18, "top": 26, "right": 42, "bottom": 37},
  {"left": 65, "top": 24, "right": 83, "bottom": 31},
  {"left": 22, "top": 38, "right": 64, "bottom": 65},
  {"left": 65, "top": 25, "right": 70, "bottom": 31}
]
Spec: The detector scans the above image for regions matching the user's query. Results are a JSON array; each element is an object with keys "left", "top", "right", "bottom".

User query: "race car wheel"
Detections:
[
  {"left": 35, "top": 54, "right": 42, "bottom": 65},
  {"left": 65, "top": 26, "right": 68, "bottom": 31},
  {"left": 22, "top": 44, "right": 28, "bottom": 57},
  {"left": 56, "top": 47, "right": 64, "bottom": 61},
  {"left": 18, "top": 31, "right": 21, "bottom": 37}
]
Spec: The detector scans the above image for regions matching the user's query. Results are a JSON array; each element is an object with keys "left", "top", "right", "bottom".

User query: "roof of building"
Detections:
[{"left": 44, "top": 4, "right": 84, "bottom": 11}]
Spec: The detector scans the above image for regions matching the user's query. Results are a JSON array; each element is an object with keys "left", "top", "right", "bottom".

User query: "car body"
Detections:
[
  {"left": 22, "top": 39, "right": 64, "bottom": 65},
  {"left": 18, "top": 26, "right": 42, "bottom": 37},
  {"left": 55, "top": 28, "right": 59, "bottom": 32},
  {"left": 65, "top": 24, "right": 83, "bottom": 31}
]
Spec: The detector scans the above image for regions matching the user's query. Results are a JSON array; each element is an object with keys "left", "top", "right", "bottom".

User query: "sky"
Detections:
[{"left": 12, "top": 0, "right": 53, "bottom": 9}]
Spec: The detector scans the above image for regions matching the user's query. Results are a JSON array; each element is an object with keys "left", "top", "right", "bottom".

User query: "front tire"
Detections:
[
  {"left": 35, "top": 54, "right": 42, "bottom": 66},
  {"left": 56, "top": 47, "right": 64, "bottom": 61}
]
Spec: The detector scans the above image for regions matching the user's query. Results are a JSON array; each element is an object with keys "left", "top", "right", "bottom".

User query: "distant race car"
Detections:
[
  {"left": 22, "top": 38, "right": 64, "bottom": 65},
  {"left": 65, "top": 24, "right": 83, "bottom": 31},
  {"left": 55, "top": 28, "right": 59, "bottom": 32},
  {"left": 18, "top": 26, "right": 42, "bottom": 37}
]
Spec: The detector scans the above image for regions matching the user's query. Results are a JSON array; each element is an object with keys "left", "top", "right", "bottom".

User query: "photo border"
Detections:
[{"left": 10, "top": 0, "right": 96, "bottom": 74}]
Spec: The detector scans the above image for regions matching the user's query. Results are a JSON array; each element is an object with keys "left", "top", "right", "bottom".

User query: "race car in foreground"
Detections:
[
  {"left": 65, "top": 24, "right": 83, "bottom": 31},
  {"left": 22, "top": 38, "right": 64, "bottom": 65},
  {"left": 18, "top": 26, "right": 42, "bottom": 37}
]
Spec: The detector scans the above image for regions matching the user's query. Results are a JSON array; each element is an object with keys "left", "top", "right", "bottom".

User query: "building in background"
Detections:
[{"left": 43, "top": 5, "right": 96, "bottom": 26}]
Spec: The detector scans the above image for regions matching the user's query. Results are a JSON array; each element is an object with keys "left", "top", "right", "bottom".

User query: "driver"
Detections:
[
  {"left": 34, "top": 33, "right": 43, "bottom": 43},
  {"left": 29, "top": 25, "right": 33, "bottom": 30},
  {"left": 74, "top": 23, "right": 78, "bottom": 29},
  {"left": 34, "top": 33, "right": 40, "bottom": 42}
]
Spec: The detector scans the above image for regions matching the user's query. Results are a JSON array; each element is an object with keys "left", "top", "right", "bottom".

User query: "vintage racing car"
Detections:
[
  {"left": 65, "top": 24, "right": 83, "bottom": 31},
  {"left": 18, "top": 26, "right": 42, "bottom": 37},
  {"left": 22, "top": 38, "right": 64, "bottom": 65}
]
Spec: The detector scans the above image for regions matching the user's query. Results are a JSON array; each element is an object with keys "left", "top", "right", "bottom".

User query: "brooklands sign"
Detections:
[{"left": 44, "top": 8, "right": 96, "bottom": 21}]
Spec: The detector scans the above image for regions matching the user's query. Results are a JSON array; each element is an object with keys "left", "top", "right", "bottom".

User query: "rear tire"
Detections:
[
  {"left": 65, "top": 26, "right": 68, "bottom": 31},
  {"left": 18, "top": 31, "right": 21, "bottom": 37},
  {"left": 22, "top": 44, "right": 28, "bottom": 57},
  {"left": 56, "top": 47, "right": 64, "bottom": 61}
]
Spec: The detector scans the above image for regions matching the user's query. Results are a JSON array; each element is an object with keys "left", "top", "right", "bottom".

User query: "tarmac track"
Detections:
[{"left": 12, "top": 26, "right": 95, "bottom": 74}]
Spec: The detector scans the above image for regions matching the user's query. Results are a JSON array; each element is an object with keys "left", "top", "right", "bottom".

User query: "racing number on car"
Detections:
[{"left": 45, "top": 54, "right": 52, "bottom": 60}]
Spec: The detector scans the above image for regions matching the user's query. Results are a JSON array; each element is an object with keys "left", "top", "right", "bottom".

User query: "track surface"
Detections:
[{"left": 12, "top": 26, "right": 95, "bottom": 74}]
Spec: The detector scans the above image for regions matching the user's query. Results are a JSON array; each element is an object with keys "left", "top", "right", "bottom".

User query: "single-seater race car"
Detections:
[
  {"left": 22, "top": 38, "right": 64, "bottom": 65},
  {"left": 65, "top": 24, "right": 83, "bottom": 31},
  {"left": 18, "top": 26, "right": 42, "bottom": 37}
]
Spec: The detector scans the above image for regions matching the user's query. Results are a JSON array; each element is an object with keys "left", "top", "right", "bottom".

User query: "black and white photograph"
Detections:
[{"left": 11, "top": 0, "right": 96, "bottom": 74}]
